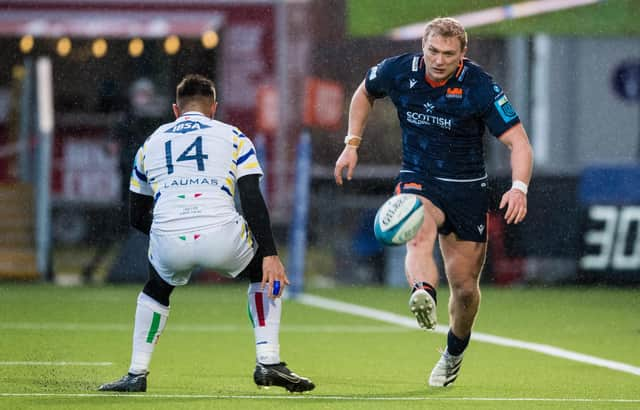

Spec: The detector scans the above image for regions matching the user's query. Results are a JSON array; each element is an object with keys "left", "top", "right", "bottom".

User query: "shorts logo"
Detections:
[
  {"left": 403, "top": 182, "right": 423, "bottom": 191},
  {"left": 446, "top": 87, "right": 463, "bottom": 99},
  {"left": 409, "top": 79, "right": 417, "bottom": 88},
  {"left": 477, "top": 224, "right": 485, "bottom": 234}
]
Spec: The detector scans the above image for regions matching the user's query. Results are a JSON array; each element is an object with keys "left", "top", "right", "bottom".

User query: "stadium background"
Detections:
[
  {"left": 0, "top": 0, "right": 638, "bottom": 286},
  {"left": 0, "top": 0, "right": 638, "bottom": 407}
]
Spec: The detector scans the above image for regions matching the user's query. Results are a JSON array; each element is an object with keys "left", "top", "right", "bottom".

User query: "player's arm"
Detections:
[
  {"left": 237, "top": 175, "right": 277, "bottom": 256},
  {"left": 334, "top": 80, "right": 375, "bottom": 185},
  {"left": 498, "top": 123, "right": 533, "bottom": 224},
  {"left": 129, "top": 192, "right": 154, "bottom": 234},
  {"left": 237, "top": 174, "right": 289, "bottom": 298},
  {"left": 128, "top": 144, "right": 154, "bottom": 234},
  {"left": 347, "top": 80, "right": 375, "bottom": 140}
]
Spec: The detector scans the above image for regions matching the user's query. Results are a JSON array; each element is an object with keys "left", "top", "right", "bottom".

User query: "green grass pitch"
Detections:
[
  {"left": 347, "top": 0, "right": 640, "bottom": 36},
  {"left": 1, "top": 283, "right": 638, "bottom": 409}
]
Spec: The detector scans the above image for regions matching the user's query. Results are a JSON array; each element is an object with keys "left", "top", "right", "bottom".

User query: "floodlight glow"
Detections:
[
  {"left": 164, "top": 35, "right": 180, "bottom": 55},
  {"left": 19, "top": 35, "right": 34, "bottom": 54},
  {"left": 56, "top": 37, "right": 72, "bottom": 57},
  {"left": 129, "top": 38, "right": 144, "bottom": 57},
  {"left": 92, "top": 38, "right": 108, "bottom": 58},
  {"left": 201, "top": 30, "right": 219, "bottom": 49}
]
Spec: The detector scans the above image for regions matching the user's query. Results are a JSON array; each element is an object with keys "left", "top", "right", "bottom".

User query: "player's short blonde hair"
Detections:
[{"left": 422, "top": 17, "right": 468, "bottom": 51}]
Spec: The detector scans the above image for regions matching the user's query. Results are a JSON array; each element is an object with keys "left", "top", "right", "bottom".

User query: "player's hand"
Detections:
[
  {"left": 334, "top": 146, "right": 359, "bottom": 186},
  {"left": 261, "top": 255, "right": 290, "bottom": 299},
  {"left": 499, "top": 189, "right": 527, "bottom": 224}
]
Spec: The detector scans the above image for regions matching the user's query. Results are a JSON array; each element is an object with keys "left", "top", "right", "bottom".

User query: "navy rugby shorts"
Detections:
[{"left": 395, "top": 173, "right": 489, "bottom": 242}]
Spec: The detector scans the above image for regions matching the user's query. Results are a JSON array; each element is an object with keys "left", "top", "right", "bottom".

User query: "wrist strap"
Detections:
[
  {"left": 511, "top": 180, "right": 528, "bottom": 194},
  {"left": 344, "top": 135, "right": 361, "bottom": 148}
]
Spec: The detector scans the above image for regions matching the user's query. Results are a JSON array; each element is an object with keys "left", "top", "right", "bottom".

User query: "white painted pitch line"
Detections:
[
  {"left": 389, "top": 0, "right": 600, "bottom": 39},
  {"left": 0, "top": 323, "right": 411, "bottom": 333},
  {"left": 0, "top": 362, "right": 112, "bottom": 366},
  {"left": 0, "top": 393, "right": 638, "bottom": 403},
  {"left": 297, "top": 293, "right": 640, "bottom": 377}
]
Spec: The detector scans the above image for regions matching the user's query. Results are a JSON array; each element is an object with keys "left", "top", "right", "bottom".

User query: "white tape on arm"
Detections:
[
  {"left": 511, "top": 180, "right": 528, "bottom": 194},
  {"left": 344, "top": 135, "right": 362, "bottom": 148}
]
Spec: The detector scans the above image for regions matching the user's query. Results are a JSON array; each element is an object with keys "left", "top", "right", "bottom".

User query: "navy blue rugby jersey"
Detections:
[{"left": 365, "top": 53, "right": 520, "bottom": 180}]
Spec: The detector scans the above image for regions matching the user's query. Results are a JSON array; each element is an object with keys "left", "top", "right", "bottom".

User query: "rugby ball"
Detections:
[{"left": 374, "top": 194, "right": 424, "bottom": 246}]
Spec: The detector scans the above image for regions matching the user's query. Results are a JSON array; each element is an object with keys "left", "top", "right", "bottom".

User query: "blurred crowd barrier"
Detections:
[{"left": 307, "top": 168, "right": 640, "bottom": 287}]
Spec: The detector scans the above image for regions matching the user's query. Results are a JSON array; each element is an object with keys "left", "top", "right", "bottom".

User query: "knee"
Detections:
[
  {"left": 449, "top": 279, "right": 480, "bottom": 305},
  {"left": 143, "top": 267, "right": 174, "bottom": 307}
]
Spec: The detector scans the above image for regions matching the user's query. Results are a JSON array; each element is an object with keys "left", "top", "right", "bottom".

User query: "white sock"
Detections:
[
  {"left": 248, "top": 283, "right": 281, "bottom": 365},
  {"left": 128, "top": 292, "right": 170, "bottom": 375}
]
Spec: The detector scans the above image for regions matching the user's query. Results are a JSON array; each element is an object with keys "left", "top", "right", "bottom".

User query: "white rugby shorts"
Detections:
[{"left": 148, "top": 217, "right": 256, "bottom": 286}]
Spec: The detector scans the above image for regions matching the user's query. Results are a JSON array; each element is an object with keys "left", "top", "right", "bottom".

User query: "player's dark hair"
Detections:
[{"left": 176, "top": 74, "right": 216, "bottom": 109}]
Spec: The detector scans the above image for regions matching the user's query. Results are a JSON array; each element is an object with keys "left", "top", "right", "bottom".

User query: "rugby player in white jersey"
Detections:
[{"left": 99, "top": 74, "right": 314, "bottom": 393}]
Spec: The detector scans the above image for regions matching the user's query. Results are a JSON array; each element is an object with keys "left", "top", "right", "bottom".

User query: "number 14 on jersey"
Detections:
[{"left": 165, "top": 136, "right": 208, "bottom": 174}]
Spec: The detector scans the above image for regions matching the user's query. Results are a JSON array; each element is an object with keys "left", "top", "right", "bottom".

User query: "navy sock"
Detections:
[
  {"left": 411, "top": 282, "right": 437, "bottom": 305},
  {"left": 447, "top": 329, "right": 470, "bottom": 356}
]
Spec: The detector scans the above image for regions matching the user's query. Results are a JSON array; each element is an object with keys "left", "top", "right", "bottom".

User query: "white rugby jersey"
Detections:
[{"left": 130, "top": 111, "right": 263, "bottom": 234}]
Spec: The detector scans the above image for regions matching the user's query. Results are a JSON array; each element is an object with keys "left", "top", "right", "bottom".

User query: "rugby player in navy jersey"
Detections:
[{"left": 334, "top": 17, "right": 533, "bottom": 387}]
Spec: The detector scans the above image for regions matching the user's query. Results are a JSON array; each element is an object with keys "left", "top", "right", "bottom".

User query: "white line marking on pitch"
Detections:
[
  {"left": 0, "top": 362, "right": 112, "bottom": 366},
  {"left": 0, "top": 393, "right": 638, "bottom": 403},
  {"left": 297, "top": 293, "right": 640, "bottom": 377},
  {"left": 0, "top": 323, "right": 410, "bottom": 333}
]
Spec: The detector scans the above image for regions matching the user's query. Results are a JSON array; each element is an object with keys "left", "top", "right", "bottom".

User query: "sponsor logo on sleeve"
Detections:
[{"left": 494, "top": 95, "right": 517, "bottom": 122}]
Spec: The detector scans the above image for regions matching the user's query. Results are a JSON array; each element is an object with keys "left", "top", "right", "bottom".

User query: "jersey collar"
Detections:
[
  {"left": 420, "top": 57, "right": 464, "bottom": 88},
  {"left": 180, "top": 111, "right": 209, "bottom": 118}
]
